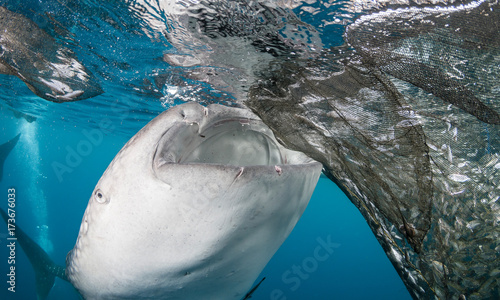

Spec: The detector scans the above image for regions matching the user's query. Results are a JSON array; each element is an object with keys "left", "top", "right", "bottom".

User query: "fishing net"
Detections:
[
  {"left": 1, "top": 0, "right": 498, "bottom": 299},
  {"left": 247, "top": 1, "right": 500, "bottom": 299}
]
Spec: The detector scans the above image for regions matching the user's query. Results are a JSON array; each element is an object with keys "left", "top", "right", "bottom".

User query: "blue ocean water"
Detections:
[
  {"left": 0, "top": 1, "right": 412, "bottom": 299},
  {"left": 0, "top": 103, "right": 411, "bottom": 299}
]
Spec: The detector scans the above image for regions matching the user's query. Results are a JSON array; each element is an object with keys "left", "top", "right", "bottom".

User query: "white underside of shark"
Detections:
[{"left": 65, "top": 103, "right": 322, "bottom": 299}]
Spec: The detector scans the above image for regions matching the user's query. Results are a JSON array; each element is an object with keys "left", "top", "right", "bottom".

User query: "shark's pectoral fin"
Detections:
[
  {"left": 0, "top": 7, "right": 104, "bottom": 102},
  {"left": 0, "top": 133, "right": 21, "bottom": 182},
  {"left": 34, "top": 271, "right": 56, "bottom": 300},
  {"left": 0, "top": 208, "right": 67, "bottom": 300},
  {"left": 0, "top": 59, "right": 16, "bottom": 75}
]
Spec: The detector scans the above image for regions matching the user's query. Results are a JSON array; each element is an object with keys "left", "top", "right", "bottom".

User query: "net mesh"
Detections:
[{"left": 247, "top": 1, "right": 499, "bottom": 299}]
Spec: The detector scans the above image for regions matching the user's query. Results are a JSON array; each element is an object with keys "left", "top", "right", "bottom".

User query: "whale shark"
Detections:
[
  {"left": 3, "top": 102, "right": 321, "bottom": 299},
  {"left": 0, "top": 7, "right": 103, "bottom": 102},
  {"left": 0, "top": 0, "right": 498, "bottom": 299}
]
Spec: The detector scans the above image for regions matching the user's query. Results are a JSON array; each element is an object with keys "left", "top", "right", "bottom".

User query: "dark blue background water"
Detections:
[{"left": 0, "top": 102, "right": 410, "bottom": 299}]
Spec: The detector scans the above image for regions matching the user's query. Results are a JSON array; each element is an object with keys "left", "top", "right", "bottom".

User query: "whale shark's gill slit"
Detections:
[{"left": 235, "top": 167, "right": 244, "bottom": 180}]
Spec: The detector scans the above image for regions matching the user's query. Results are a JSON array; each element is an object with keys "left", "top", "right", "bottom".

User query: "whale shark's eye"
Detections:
[{"left": 94, "top": 189, "right": 109, "bottom": 204}]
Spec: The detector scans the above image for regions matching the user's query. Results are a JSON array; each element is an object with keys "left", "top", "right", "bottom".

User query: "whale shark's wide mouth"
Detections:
[{"left": 153, "top": 116, "right": 312, "bottom": 169}]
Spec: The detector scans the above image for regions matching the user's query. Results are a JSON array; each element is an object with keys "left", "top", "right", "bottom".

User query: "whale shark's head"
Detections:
[{"left": 66, "top": 103, "right": 321, "bottom": 299}]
